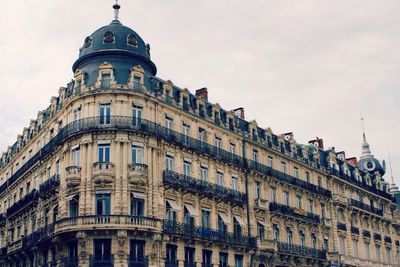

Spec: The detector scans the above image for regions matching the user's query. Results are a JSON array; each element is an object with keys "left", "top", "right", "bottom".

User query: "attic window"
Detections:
[
  {"left": 104, "top": 31, "right": 115, "bottom": 44},
  {"left": 84, "top": 36, "right": 93, "bottom": 48},
  {"left": 127, "top": 34, "right": 138, "bottom": 47}
]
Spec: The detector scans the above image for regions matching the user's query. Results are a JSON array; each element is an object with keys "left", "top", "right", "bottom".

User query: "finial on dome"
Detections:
[
  {"left": 361, "top": 115, "right": 366, "bottom": 142},
  {"left": 113, "top": 0, "right": 121, "bottom": 20}
]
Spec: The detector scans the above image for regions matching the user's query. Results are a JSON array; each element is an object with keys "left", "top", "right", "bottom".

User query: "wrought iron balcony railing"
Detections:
[
  {"left": 22, "top": 223, "right": 54, "bottom": 248},
  {"left": 162, "top": 220, "right": 251, "bottom": 248},
  {"left": 60, "top": 257, "right": 79, "bottom": 267},
  {"left": 248, "top": 160, "right": 331, "bottom": 198},
  {"left": 348, "top": 199, "right": 383, "bottom": 216},
  {"left": 163, "top": 170, "right": 247, "bottom": 205},
  {"left": 276, "top": 242, "right": 326, "bottom": 260},
  {"left": 269, "top": 202, "right": 320, "bottom": 224},
  {"left": 337, "top": 222, "right": 347, "bottom": 231},
  {"left": 39, "top": 174, "right": 60, "bottom": 196},
  {"left": 384, "top": 236, "right": 392, "bottom": 243},
  {"left": 362, "top": 230, "right": 371, "bottom": 238},
  {"left": 374, "top": 233, "right": 382, "bottom": 241},
  {"left": 351, "top": 226, "right": 359, "bottom": 235},
  {"left": 7, "top": 189, "right": 39, "bottom": 217},
  {"left": 90, "top": 255, "right": 114, "bottom": 267},
  {"left": 128, "top": 256, "right": 148, "bottom": 267}
]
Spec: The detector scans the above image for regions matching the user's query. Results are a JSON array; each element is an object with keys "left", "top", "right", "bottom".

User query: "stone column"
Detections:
[
  {"left": 114, "top": 141, "right": 121, "bottom": 214},
  {"left": 121, "top": 141, "right": 129, "bottom": 215}
]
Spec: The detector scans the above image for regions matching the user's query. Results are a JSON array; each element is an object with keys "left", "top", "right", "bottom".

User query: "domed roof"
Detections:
[{"left": 72, "top": 17, "right": 157, "bottom": 75}]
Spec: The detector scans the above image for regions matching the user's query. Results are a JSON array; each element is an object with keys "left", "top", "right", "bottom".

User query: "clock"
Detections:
[{"left": 364, "top": 160, "right": 376, "bottom": 172}]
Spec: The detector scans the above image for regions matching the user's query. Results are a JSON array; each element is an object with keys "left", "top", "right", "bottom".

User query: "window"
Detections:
[
  {"left": 202, "top": 250, "right": 212, "bottom": 267},
  {"left": 234, "top": 254, "right": 243, "bottom": 267},
  {"left": 232, "top": 176, "right": 238, "bottom": 191},
  {"left": 218, "top": 213, "right": 227, "bottom": 233},
  {"left": 73, "top": 107, "right": 81, "bottom": 121},
  {"left": 101, "top": 73, "right": 111, "bottom": 88},
  {"left": 257, "top": 222, "right": 265, "bottom": 240},
  {"left": 133, "top": 75, "right": 141, "bottom": 86},
  {"left": 219, "top": 252, "right": 228, "bottom": 267},
  {"left": 296, "top": 195, "right": 302, "bottom": 209},
  {"left": 306, "top": 172, "right": 310, "bottom": 183},
  {"left": 215, "top": 137, "right": 222, "bottom": 150},
  {"left": 183, "top": 124, "right": 190, "bottom": 144},
  {"left": 308, "top": 199, "right": 313, "bottom": 213},
  {"left": 131, "top": 145, "right": 143, "bottom": 164},
  {"left": 229, "top": 143, "right": 236, "bottom": 155},
  {"left": 183, "top": 160, "right": 191, "bottom": 176},
  {"left": 96, "top": 194, "right": 110, "bottom": 215},
  {"left": 352, "top": 239, "right": 358, "bottom": 257},
  {"left": 284, "top": 191, "right": 289, "bottom": 206},
  {"left": 281, "top": 162, "right": 286, "bottom": 174},
  {"left": 233, "top": 217, "right": 242, "bottom": 236},
  {"left": 386, "top": 248, "right": 392, "bottom": 264},
  {"left": 99, "top": 104, "right": 111, "bottom": 125},
  {"left": 69, "top": 196, "right": 79, "bottom": 217},
  {"left": 286, "top": 227, "right": 293, "bottom": 245},
  {"left": 184, "top": 247, "right": 195, "bottom": 266},
  {"left": 323, "top": 238, "right": 329, "bottom": 251},
  {"left": 267, "top": 156, "right": 273, "bottom": 168},
  {"left": 311, "top": 234, "right": 317, "bottom": 249},
  {"left": 255, "top": 182, "right": 261, "bottom": 200},
  {"left": 68, "top": 241, "right": 78, "bottom": 261},
  {"left": 166, "top": 244, "right": 177, "bottom": 265},
  {"left": 376, "top": 245, "right": 381, "bottom": 262},
  {"left": 339, "top": 236, "right": 346, "bottom": 255},
  {"left": 184, "top": 206, "right": 194, "bottom": 227},
  {"left": 72, "top": 146, "right": 80, "bottom": 166},
  {"left": 132, "top": 105, "right": 142, "bottom": 126},
  {"left": 299, "top": 231, "right": 305, "bottom": 247},
  {"left": 165, "top": 155, "right": 174, "bottom": 171},
  {"left": 364, "top": 242, "right": 370, "bottom": 260},
  {"left": 359, "top": 194, "right": 364, "bottom": 203},
  {"left": 318, "top": 177, "right": 322, "bottom": 188},
  {"left": 165, "top": 116, "right": 173, "bottom": 130},
  {"left": 199, "top": 128, "right": 206, "bottom": 143},
  {"left": 130, "top": 240, "right": 145, "bottom": 263},
  {"left": 294, "top": 167, "right": 299, "bottom": 178},
  {"left": 273, "top": 224, "right": 280, "bottom": 241},
  {"left": 270, "top": 187, "right": 276, "bottom": 202},
  {"left": 93, "top": 239, "right": 112, "bottom": 262},
  {"left": 200, "top": 165, "right": 208, "bottom": 181},
  {"left": 98, "top": 144, "right": 110, "bottom": 162},
  {"left": 217, "top": 171, "right": 224, "bottom": 186},
  {"left": 166, "top": 202, "right": 176, "bottom": 222},
  {"left": 201, "top": 209, "right": 210, "bottom": 229},
  {"left": 252, "top": 150, "right": 258, "bottom": 163},
  {"left": 321, "top": 204, "right": 326, "bottom": 219},
  {"left": 131, "top": 195, "right": 144, "bottom": 216}
]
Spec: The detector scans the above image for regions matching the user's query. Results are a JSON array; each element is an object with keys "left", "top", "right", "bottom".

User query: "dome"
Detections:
[{"left": 72, "top": 18, "right": 157, "bottom": 82}]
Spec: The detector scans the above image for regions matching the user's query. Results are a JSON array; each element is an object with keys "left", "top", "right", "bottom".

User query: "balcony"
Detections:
[
  {"left": 248, "top": 160, "right": 331, "bottom": 198},
  {"left": 337, "top": 222, "right": 347, "bottom": 231},
  {"left": 362, "top": 230, "right": 371, "bottom": 238},
  {"left": 92, "top": 162, "right": 115, "bottom": 184},
  {"left": 255, "top": 198, "right": 269, "bottom": 211},
  {"left": 332, "top": 193, "right": 347, "bottom": 205},
  {"left": 128, "top": 163, "right": 148, "bottom": 185},
  {"left": 269, "top": 202, "right": 320, "bottom": 224},
  {"left": 374, "top": 233, "right": 382, "bottom": 241},
  {"left": 163, "top": 220, "right": 252, "bottom": 247},
  {"left": 90, "top": 255, "right": 114, "bottom": 267},
  {"left": 65, "top": 166, "right": 81, "bottom": 187},
  {"left": 351, "top": 226, "right": 359, "bottom": 235},
  {"left": 55, "top": 215, "right": 160, "bottom": 233},
  {"left": 22, "top": 224, "right": 55, "bottom": 248},
  {"left": 61, "top": 257, "right": 79, "bottom": 267},
  {"left": 257, "top": 239, "right": 277, "bottom": 251},
  {"left": 7, "top": 239, "right": 22, "bottom": 254},
  {"left": 348, "top": 199, "right": 383, "bottom": 216},
  {"left": 384, "top": 236, "right": 392, "bottom": 244},
  {"left": 276, "top": 242, "right": 327, "bottom": 260},
  {"left": 163, "top": 170, "right": 247, "bottom": 206},
  {"left": 39, "top": 174, "right": 60, "bottom": 196},
  {"left": 128, "top": 256, "right": 148, "bottom": 267},
  {"left": 7, "top": 189, "right": 39, "bottom": 217}
]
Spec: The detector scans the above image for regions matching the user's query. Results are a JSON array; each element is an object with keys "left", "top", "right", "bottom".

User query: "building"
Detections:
[{"left": 0, "top": 3, "right": 399, "bottom": 267}]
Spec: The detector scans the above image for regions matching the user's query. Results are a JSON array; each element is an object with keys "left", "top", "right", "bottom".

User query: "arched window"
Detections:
[{"left": 104, "top": 31, "right": 115, "bottom": 43}]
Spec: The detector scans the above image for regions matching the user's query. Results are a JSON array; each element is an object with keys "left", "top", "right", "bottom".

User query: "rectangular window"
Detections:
[
  {"left": 364, "top": 242, "right": 370, "bottom": 260},
  {"left": 132, "top": 105, "right": 142, "bottom": 126},
  {"left": 270, "top": 187, "right": 276, "bottom": 202},
  {"left": 215, "top": 137, "right": 222, "bottom": 150},
  {"left": 284, "top": 191, "right": 289, "bottom": 206},
  {"left": 257, "top": 223, "right": 265, "bottom": 240},
  {"left": 252, "top": 150, "right": 258, "bottom": 163},
  {"left": 267, "top": 156, "right": 273, "bottom": 168},
  {"left": 202, "top": 250, "right": 212, "bottom": 267},
  {"left": 165, "top": 117, "right": 173, "bottom": 130},
  {"left": 200, "top": 165, "right": 208, "bottom": 181},
  {"left": 273, "top": 225, "right": 279, "bottom": 241},
  {"left": 101, "top": 73, "right": 111, "bottom": 88},
  {"left": 96, "top": 194, "right": 111, "bottom": 215},
  {"left": 230, "top": 143, "right": 236, "bottom": 155},
  {"left": 98, "top": 144, "right": 110, "bottom": 162},
  {"left": 183, "top": 160, "right": 191, "bottom": 176},
  {"left": 69, "top": 196, "right": 79, "bottom": 217},
  {"left": 281, "top": 162, "right": 287, "bottom": 174},
  {"left": 131, "top": 195, "right": 144, "bottom": 216},
  {"left": 217, "top": 171, "right": 224, "bottom": 186},
  {"left": 166, "top": 155, "right": 174, "bottom": 171},
  {"left": 294, "top": 167, "right": 299, "bottom": 178},
  {"left": 166, "top": 244, "right": 177, "bottom": 265},
  {"left": 352, "top": 239, "right": 358, "bottom": 257},
  {"left": 99, "top": 104, "right": 111, "bottom": 125},
  {"left": 234, "top": 254, "right": 243, "bottom": 267},
  {"left": 308, "top": 199, "right": 313, "bottom": 213},
  {"left": 306, "top": 172, "right": 310, "bottom": 183},
  {"left": 72, "top": 147, "right": 80, "bottom": 166},
  {"left": 93, "top": 239, "right": 112, "bottom": 262},
  {"left": 201, "top": 209, "right": 210, "bottom": 229},
  {"left": 130, "top": 240, "right": 145, "bottom": 263},
  {"left": 232, "top": 176, "right": 239, "bottom": 191},
  {"left": 184, "top": 247, "right": 195, "bottom": 266},
  {"left": 131, "top": 145, "right": 143, "bottom": 164},
  {"left": 219, "top": 252, "right": 228, "bottom": 267},
  {"left": 255, "top": 182, "right": 261, "bottom": 200},
  {"left": 339, "top": 236, "right": 346, "bottom": 255},
  {"left": 376, "top": 245, "right": 381, "bottom": 262},
  {"left": 296, "top": 195, "right": 302, "bottom": 209}
]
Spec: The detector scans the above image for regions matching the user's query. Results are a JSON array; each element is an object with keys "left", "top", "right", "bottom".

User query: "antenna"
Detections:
[
  {"left": 388, "top": 153, "right": 395, "bottom": 184},
  {"left": 113, "top": 0, "right": 121, "bottom": 20},
  {"left": 360, "top": 115, "right": 367, "bottom": 141}
]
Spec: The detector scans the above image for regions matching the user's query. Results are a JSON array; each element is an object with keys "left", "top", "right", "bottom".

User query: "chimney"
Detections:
[
  {"left": 308, "top": 137, "right": 324, "bottom": 149},
  {"left": 233, "top": 107, "right": 245, "bottom": 119},
  {"left": 283, "top": 132, "right": 294, "bottom": 141},
  {"left": 195, "top": 88, "right": 208, "bottom": 101},
  {"left": 346, "top": 157, "right": 357, "bottom": 166}
]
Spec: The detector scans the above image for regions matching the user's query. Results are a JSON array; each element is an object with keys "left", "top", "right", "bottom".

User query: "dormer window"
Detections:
[
  {"left": 127, "top": 34, "right": 138, "bottom": 47},
  {"left": 84, "top": 36, "right": 93, "bottom": 48},
  {"left": 101, "top": 74, "right": 111, "bottom": 88},
  {"left": 104, "top": 31, "right": 115, "bottom": 44}
]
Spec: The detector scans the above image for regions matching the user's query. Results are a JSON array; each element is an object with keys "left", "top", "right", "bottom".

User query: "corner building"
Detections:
[{"left": 0, "top": 5, "right": 399, "bottom": 267}]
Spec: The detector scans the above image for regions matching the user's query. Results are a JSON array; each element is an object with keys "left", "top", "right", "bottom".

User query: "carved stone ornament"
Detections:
[{"left": 117, "top": 230, "right": 127, "bottom": 246}]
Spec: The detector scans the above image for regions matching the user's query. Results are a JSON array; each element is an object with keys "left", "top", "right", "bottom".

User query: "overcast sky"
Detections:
[{"left": 0, "top": 0, "right": 399, "bottom": 185}]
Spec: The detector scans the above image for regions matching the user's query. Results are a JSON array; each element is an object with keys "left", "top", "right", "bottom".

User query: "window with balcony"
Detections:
[
  {"left": 267, "top": 156, "right": 273, "bottom": 168},
  {"left": 166, "top": 244, "right": 177, "bottom": 266},
  {"left": 202, "top": 250, "right": 212, "bottom": 267},
  {"left": 73, "top": 107, "right": 81, "bottom": 121},
  {"left": 132, "top": 105, "right": 142, "bottom": 126},
  {"left": 202, "top": 209, "right": 210, "bottom": 229},
  {"left": 311, "top": 234, "right": 317, "bottom": 249},
  {"left": 270, "top": 187, "right": 276, "bottom": 203},
  {"left": 321, "top": 204, "right": 326, "bottom": 219},
  {"left": 98, "top": 144, "right": 110, "bottom": 162},
  {"left": 219, "top": 252, "right": 228, "bottom": 267},
  {"left": 96, "top": 193, "right": 111, "bottom": 216},
  {"left": 284, "top": 191, "right": 289, "bottom": 206},
  {"left": 199, "top": 128, "right": 206, "bottom": 144},
  {"left": 69, "top": 195, "right": 79, "bottom": 217},
  {"left": 323, "top": 238, "right": 329, "bottom": 251},
  {"left": 72, "top": 146, "right": 80, "bottom": 167},
  {"left": 252, "top": 150, "right": 258, "bottom": 163},
  {"left": 299, "top": 231, "right": 305, "bottom": 248},
  {"left": 184, "top": 206, "right": 195, "bottom": 227},
  {"left": 215, "top": 137, "right": 222, "bottom": 151},
  {"left": 273, "top": 224, "right": 280, "bottom": 241},
  {"left": 166, "top": 155, "right": 174, "bottom": 171},
  {"left": 234, "top": 217, "right": 242, "bottom": 236},
  {"left": 166, "top": 201, "right": 177, "bottom": 222},
  {"left": 200, "top": 165, "right": 208, "bottom": 182},
  {"left": 94, "top": 239, "right": 112, "bottom": 263},
  {"left": 234, "top": 254, "right": 243, "bottom": 267},
  {"left": 130, "top": 240, "right": 145, "bottom": 264},
  {"left": 184, "top": 247, "right": 195, "bottom": 267},
  {"left": 296, "top": 195, "right": 302, "bottom": 209},
  {"left": 308, "top": 199, "right": 313, "bottom": 213},
  {"left": 281, "top": 162, "right": 287, "bottom": 174},
  {"left": 286, "top": 227, "right": 293, "bottom": 245},
  {"left": 165, "top": 116, "right": 173, "bottom": 130},
  {"left": 217, "top": 171, "right": 224, "bottom": 186},
  {"left": 183, "top": 160, "right": 191, "bottom": 176},
  {"left": 306, "top": 172, "right": 310, "bottom": 183},
  {"left": 294, "top": 167, "right": 299, "bottom": 178},
  {"left": 131, "top": 145, "right": 143, "bottom": 164},
  {"left": 68, "top": 241, "right": 78, "bottom": 262},
  {"left": 218, "top": 213, "right": 228, "bottom": 233},
  {"left": 55, "top": 160, "right": 60, "bottom": 175},
  {"left": 229, "top": 143, "right": 236, "bottom": 155},
  {"left": 386, "top": 248, "right": 392, "bottom": 264},
  {"left": 255, "top": 182, "right": 261, "bottom": 200},
  {"left": 232, "top": 176, "right": 239, "bottom": 191},
  {"left": 99, "top": 104, "right": 111, "bottom": 125},
  {"left": 131, "top": 195, "right": 144, "bottom": 216},
  {"left": 183, "top": 124, "right": 190, "bottom": 144},
  {"left": 257, "top": 222, "right": 265, "bottom": 240}
]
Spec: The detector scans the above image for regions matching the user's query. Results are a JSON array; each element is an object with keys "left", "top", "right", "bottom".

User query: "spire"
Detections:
[
  {"left": 360, "top": 116, "right": 372, "bottom": 159},
  {"left": 388, "top": 153, "right": 400, "bottom": 194},
  {"left": 113, "top": 0, "right": 121, "bottom": 21}
]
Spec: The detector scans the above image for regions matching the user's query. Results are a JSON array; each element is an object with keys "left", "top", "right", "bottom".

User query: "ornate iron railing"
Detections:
[
  {"left": 90, "top": 255, "right": 114, "bottom": 267},
  {"left": 128, "top": 256, "right": 148, "bottom": 267},
  {"left": 362, "top": 230, "right": 371, "bottom": 238},
  {"left": 351, "top": 226, "right": 359, "bottom": 235},
  {"left": 7, "top": 189, "right": 39, "bottom": 216},
  {"left": 60, "top": 257, "right": 79, "bottom": 267},
  {"left": 162, "top": 220, "right": 251, "bottom": 247},
  {"left": 269, "top": 202, "right": 320, "bottom": 224},
  {"left": 384, "top": 236, "right": 392, "bottom": 243},
  {"left": 39, "top": 174, "right": 60, "bottom": 196},
  {"left": 276, "top": 242, "right": 326, "bottom": 259},
  {"left": 337, "top": 222, "right": 347, "bottom": 231},
  {"left": 374, "top": 233, "right": 382, "bottom": 241},
  {"left": 22, "top": 223, "right": 54, "bottom": 248},
  {"left": 348, "top": 199, "right": 383, "bottom": 216},
  {"left": 163, "top": 170, "right": 247, "bottom": 205}
]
